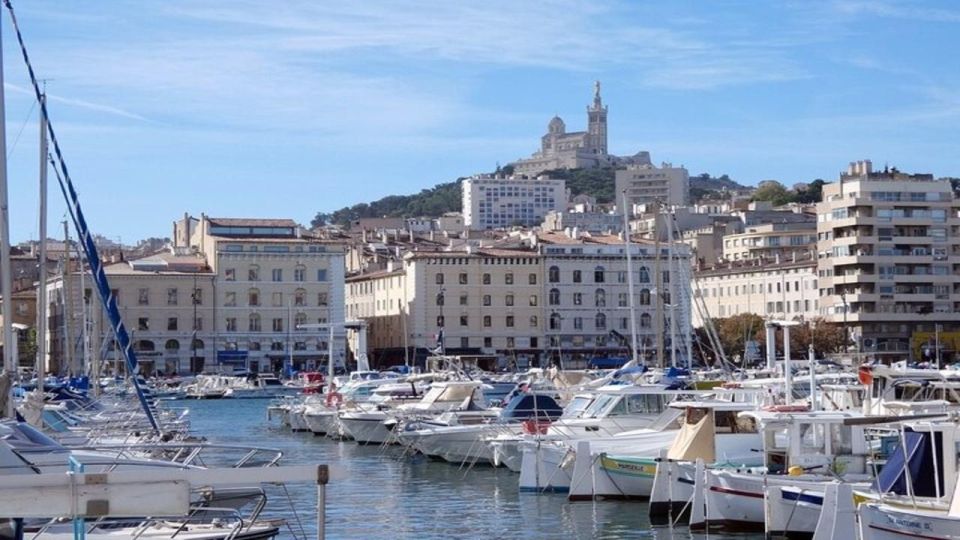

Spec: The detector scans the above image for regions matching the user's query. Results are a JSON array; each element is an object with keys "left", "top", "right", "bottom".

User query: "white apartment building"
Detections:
[
  {"left": 693, "top": 259, "right": 819, "bottom": 327},
  {"left": 817, "top": 160, "right": 960, "bottom": 362},
  {"left": 615, "top": 161, "right": 689, "bottom": 212},
  {"left": 462, "top": 175, "right": 567, "bottom": 230}
]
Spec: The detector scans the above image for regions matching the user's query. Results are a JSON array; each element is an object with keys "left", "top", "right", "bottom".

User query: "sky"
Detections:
[{"left": 2, "top": 0, "right": 959, "bottom": 243}]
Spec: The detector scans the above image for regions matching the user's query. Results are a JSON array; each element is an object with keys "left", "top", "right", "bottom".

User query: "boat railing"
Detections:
[{"left": 61, "top": 442, "right": 285, "bottom": 470}]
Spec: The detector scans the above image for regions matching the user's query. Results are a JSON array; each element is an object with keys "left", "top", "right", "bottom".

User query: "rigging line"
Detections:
[
  {"left": 4, "top": 0, "right": 161, "bottom": 434},
  {"left": 6, "top": 96, "right": 34, "bottom": 159}
]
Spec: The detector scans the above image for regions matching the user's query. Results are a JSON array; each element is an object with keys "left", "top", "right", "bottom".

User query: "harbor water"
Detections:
[{"left": 188, "top": 399, "right": 765, "bottom": 540}]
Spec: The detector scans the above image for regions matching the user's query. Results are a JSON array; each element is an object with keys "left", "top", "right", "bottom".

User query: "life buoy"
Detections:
[
  {"left": 763, "top": 404, "right": 809, "bottom": 413},
  {"left": 325, "top": 391, "right": 342, "bottom": 408},
  {"left": 858, "top": 365, "right": 873, "bottom": 386},
  {"left": 522, "top": 419, "right": 550, "bottom": 435}
]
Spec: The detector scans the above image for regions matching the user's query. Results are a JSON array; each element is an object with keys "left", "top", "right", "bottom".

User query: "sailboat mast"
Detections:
[
  {"left": 653, "top": 202, "right": 664, "bottom": 368},
  {"left": 36, "top": 93, "right": 48, "bottom": 390},
  {"left": 620, "top": 191, "right": 639, "bottom": 366},
  {"left": 0, "top": 11, "right": 14, "bottom": 402},
  {"left": 62, "top": 220, "right": 73, "bottom": 376},
  {"left": 666, "top": 208, "right": 678, "bottom": 368}
]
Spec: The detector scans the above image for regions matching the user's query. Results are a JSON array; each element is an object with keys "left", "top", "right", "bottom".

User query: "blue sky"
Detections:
[{"left": 3, "top": 0, "right": 959, "bottom": 242}]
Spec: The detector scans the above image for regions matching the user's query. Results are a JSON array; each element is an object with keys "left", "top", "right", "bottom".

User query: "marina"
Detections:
[{"left": 0, "top": 3, "right": 957, "bottom": 540}]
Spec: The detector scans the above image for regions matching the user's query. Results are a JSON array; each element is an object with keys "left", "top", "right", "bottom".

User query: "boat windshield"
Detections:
[
  {"left": 583, "top": 394, "right": 618, "bottom": 418},
  {"left": 431, "top": 384, "right": 477, "bottom": 403},
  {"left": 563, "top": 396, "right": 593, "bottom": 418}
]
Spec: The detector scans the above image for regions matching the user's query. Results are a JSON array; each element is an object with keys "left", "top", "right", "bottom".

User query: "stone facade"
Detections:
[{"left": 462, "top": 175, "right": 567, "bottom": 230}]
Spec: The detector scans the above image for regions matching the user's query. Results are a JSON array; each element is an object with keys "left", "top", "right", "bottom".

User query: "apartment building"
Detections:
[
  {"left": 817, "top": 160, "right": 960, "bottom": 362},
  {"left": 345, "top": 231, "right": 692, "bottom": 369},
  {"left": 46, "top": 252, "right": 216, "bottom": 375},
  {"left": 540, "top": 233, "right": 692, "bottom": 367},
  {"left": 693, "top": 258, "right": 819, "bottom": 326},
  {"left": 615, "top": 161, "right": 689, "bottom": 212},
  {"left": 182, "top": 215, "right": 346, "bottom": 373},
  {"left": 721, "top": 222, "right": 817, "bottom": 262},
  {"left": 462, "top": 175, "right": 567, "bottom": 230}
]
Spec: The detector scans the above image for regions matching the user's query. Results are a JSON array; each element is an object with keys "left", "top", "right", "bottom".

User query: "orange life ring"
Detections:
[
  {"left": 763, "top": 404, "right": 809, "bottom": 413},
  {"left": 325, "top": 391, "right": 342, "bottom": 408}
]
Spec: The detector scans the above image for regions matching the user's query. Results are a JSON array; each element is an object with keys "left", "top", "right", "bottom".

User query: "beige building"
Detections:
[
  {"left": 693, "top": 258, "right": 819, "bottom": 327},
  {"left": 345, "top": 231, "right": 692, "bottom": 369},
  {"left": 817, "top": 160, "right": 960, "bottom": 362},
  {"left": 45, "top": 215, "right": 346, "bottom": 376},
  {"left": 721, "top": 222, "right": 817, "bottom": 262},
  {"left": 616, "top": 160, "right": 690, "bottom": 211}
]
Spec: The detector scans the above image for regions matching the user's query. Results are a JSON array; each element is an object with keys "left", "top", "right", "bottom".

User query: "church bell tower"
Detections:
[{"left": 587, "top": 80, "right": 608, "bottom": 155}]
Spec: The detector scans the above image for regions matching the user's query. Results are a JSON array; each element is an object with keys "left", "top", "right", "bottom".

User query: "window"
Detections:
[
  {"left": 482, "top": 295, "right": 491, "bottom": 306},
  {"left": 225, "top": 268, "right": 236, "bottom": 281},
  {"left": 167, "top": 288, "right": 178, "bottom": 306},
  {"left": 548, "top": 266, "right": 560, "bottom": 283},
  {"left": 225, "top": 292, "right": 236, "bottom": 307},
  {"left": 249, "top": 314, "right": 261, "bottom": 332},
  {"left": 226, "top": 318, "right": 237, "bottom": 332},
  {"left": 640, "top": 313, "right": 651, "bottom": 328},
  {"left": 272, "top": 318, "right": 284, "bottom": 332},
  {"left": 460, "top": 315, "right": 469, "bottom": 326},
  {"left": 506, "top": 337, "right": 515, "bottom": 348},
  {"left": 248, "top": 289, "right": 261, "bottom": 306},
  {"left": 167, "top": 317, "right": 178, "bottom": 331},
  {"left": 529, "top": 273, "right": 537, "bottom": 285},
  {"left": 436, "top": 273, "right": 445, "bottom": 285},
  {"left": 138, "top": 288, "right": 149, "bottom": 306},
  {"left": 192, "top": 288, "right": 202, "bottom": 305},
  {"left": 595, "top": 313, "right": 606, "bottom": 330},
  {"left": 318, "top": 292, "right": 328, "bottom": 306},
  {"left": 530, "top": 337, "right": 539, "bottom": 348},
  {"left": 506, "top": 294, "right": 514, "bottom": 307},
  {"left": 271, "top": 341, "right": 284, "bottom": 351},
  {"left": 248, "top": 265, "right": 260, "bottom": 281},
  {"left": 618, "top": 293, "right": 628, "bottom": 307},
  {"left": 573, "top": 292, "right": 583, "bottom": 305},
  {"left": 549, "top": 313, "right": 561, "bottom": 330},
  {"left": 459, "top": 273, "right": 468, "bottom": 285},
  {"left": 595, "top": 289, "right": 606, "bottom": 307},
  {"left": 529, "top": 295, "right": 538, "bottom": 307},
  {"left": 460, "top": 337, "right": 469, "bottom": 348},
  {"left": 639, "top": 267, "right": 650, "bottom": 283},
  {"left": 573, "top": 270, "right": 582, "bottom": 283},
  {"left": 505, "top": 273, "right": 514, "bottom": 285},
  {"left": 295, "top": 289, "right": 306, "bottom": 307},
  {"left": 317, "top": 269, "right": 328, "bottom": 282},
  {"left": 272, "top": 268, "right": 283, "bottom": 282},
  {"left": 594, "top": 266, "right": 605, "bottom": 283},
  {"left": 436, "top": 316, "right": 445, "bottom": 327},
  {"left": 294, "top": 265, "right": 306, "bottom": 282},
  {"left": 640, "top": 289, "right": 651, "bottom": 306},
  {"left": 573, "top": 317, "right": 583, "bottom": 330},
  {"left": 193, "top": 317, "right": 203, "bottom": 331},
  {"left": 529, "top": 315, "right": 539, "bottom": 329},
  {"left": 482, "top": 273, "right": 491, "bottom": 285},
  {"left": 294, "top": 341, "right": 307, "bottom": 351},
  {"left": 483, "top": 315, "right": 492, "bottom": 327},
  {"left": 506, "top": 315, "right": 515, "bottom": 327},
  {"left": 460, "top": 294, "right": 468, "bottom": 306},
  {"left": 617, "top": 271, "right": 626, "bottom": 283},
  {"left": 484, "top": 337, "right": 492, "bottom": 348},
  {"left": 436, "top": 293, "right": 445, "bottom": 306},
  {"left": 549, "top": 288, "right": 560, "bottom": 305},
  {"left": 272, "top": 292, "right": 283, "bottom": 307}
]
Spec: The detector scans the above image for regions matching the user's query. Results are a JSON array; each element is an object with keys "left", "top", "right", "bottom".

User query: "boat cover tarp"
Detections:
[
  {"left": 875, "top": 430, "right": 943, "bottom": 497},
  {"left": 667, "top": 410, "right": 715, "bottom": 462}
]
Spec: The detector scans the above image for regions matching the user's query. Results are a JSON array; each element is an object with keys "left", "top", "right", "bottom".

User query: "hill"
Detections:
[{"left": 311, "top": 168, "right": 747, "bottom": 227}]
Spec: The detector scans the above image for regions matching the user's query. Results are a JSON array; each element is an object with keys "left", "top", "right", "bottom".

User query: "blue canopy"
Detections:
[{"left": 875, "top": 430, "right": 944, "bottom": 497}]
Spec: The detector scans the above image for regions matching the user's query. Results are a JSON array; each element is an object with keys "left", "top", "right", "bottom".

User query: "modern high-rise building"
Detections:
[
  {"left": 817, "top": 160, "right": 960, "bottom": 362},
  {"left": 462, "top": 175, "right": 567, "bottom": 230}
]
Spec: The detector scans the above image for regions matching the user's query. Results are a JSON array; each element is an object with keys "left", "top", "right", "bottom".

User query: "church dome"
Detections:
[{"left": 547, "top": 116, "right": 566, "bottom": 134}]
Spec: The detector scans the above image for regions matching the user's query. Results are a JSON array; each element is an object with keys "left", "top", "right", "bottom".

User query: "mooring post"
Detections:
[{"left": 317, "top": 464, "right": 329, "bottom": 540}]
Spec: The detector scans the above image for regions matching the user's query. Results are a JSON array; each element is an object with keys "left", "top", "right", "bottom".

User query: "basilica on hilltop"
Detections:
[{"left": 511, "top": 82, "right": 650, "bottom": 176}]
